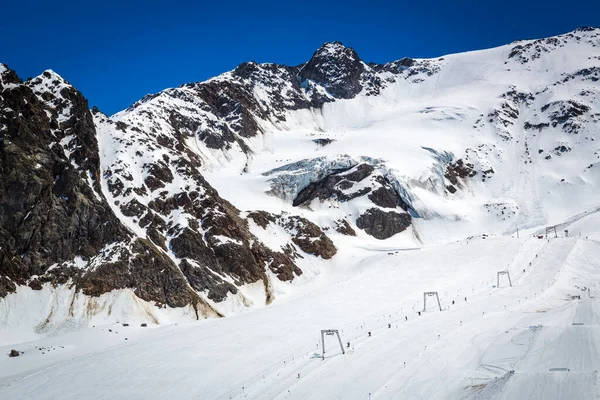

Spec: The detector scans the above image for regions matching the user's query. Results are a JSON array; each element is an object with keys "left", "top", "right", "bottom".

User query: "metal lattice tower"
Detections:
[
  {"left": 321, "top": 329, "right": 345, "bottom": 357},
  {"left": 423, "top": 291, "right": 442, "bottom": 312},
  {"left": 497, "top": 271, "right": 512, "bottom": 287},
  {"left": 545, "top": 226, "right": 558, "bottom": 238}
]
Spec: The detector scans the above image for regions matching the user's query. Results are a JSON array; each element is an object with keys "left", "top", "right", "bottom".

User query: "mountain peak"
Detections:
[
  {"left": 315, "top": 40, "right": 351, "bottom": 52},
  {"left": 40, "top": 69, "right": 69, "bottom": 84},
  {"left": 0, "top": 63, "right": 22, "bottom": 86},
  {"left": 312, "top": 41, "right": 361, "bottom": 62},
  {"left": 299, "top": 41, "right": 365, "bottom": 99},
  {"left": 574, "top": 26, "right": 599, "bottom": 33}
]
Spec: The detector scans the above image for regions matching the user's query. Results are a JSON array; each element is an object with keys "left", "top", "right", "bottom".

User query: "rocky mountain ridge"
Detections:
[{"left": 0, "top": 65, "right": 336, "bottom": 322}]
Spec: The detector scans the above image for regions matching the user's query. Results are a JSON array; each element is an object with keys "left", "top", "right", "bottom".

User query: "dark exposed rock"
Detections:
[
  {"left": 284, "top": 215, "right": 337, "bottom": 259},
  {"left": 343, "top": 164, "right": 375, "bottom": 182},
  {"left": 553, "top": 145, "right": 572, "bottom": 155},
  {"left": 481, "top": 168, "right": 495, "bottom": 181},
  {"left": 299, "top": 42, "right": 366, "bottom": 100},
  {"left": 488, "top": 103, "right": 518, "bottom": 125},
  {"left": 144, "top": 161, "right": 173, "bottom": 191},
  {"left": 232, "top": 62, "right": 311, "bottom": 112},
  {"left": 120, "top": 199, "right": 146, "bottom": 217},
  {"left": 0, "top": 66, "right": 131, "bottom": 289},
  {"left": 524, "top": 122, "right": 550, "bottom": 131},
  {"left": 368, "top": 183, "right": 402, "bottom": 209},
  {"left": 248, "top": 211, "right": 337, "bottom": 260},
  {"left": 289, "top": 164, "right": 412, "bottom": 227},
  {"left": 487, "top": 89, "right": 535, "bottom": 139},
  {"left": 501, "top": 89, "right": 535, "bottom": 106},
  {"left": 9, "top": 349, "right": 20, "bottom": 357},
  {"left": 246, "top": 210, "right": 276, "bottom": 229},
  {"left": 251, "top": 242, "right": 302, "bottom": 282},
  {"left": 167, "top": 195, "right": 306, "bottom": 297},
  {"left": 293, "top": 164, "right": 374, "bottom": 206},
  {"left": 0, "top": 276, "right": 16, "bottom": 297},
  {"left": 559, "top": 67, "right": 600, "bottom": 84},
  {"left": 0, "top": 67, "right": 237, "bottom": 317},
  {"left": 445, "top": 159, "right": 477, "bottom": 186},
  {"left": 541, "top": 100, "right": 590, "bottom": 133},
  {"left": 28, "top": 278, "right": 43, "bottom": 291},
  {"left": 373, "top": 57, "right": 441, "bottom": 79},
  {"left": 313, "top": 138, "right": 336, "bottom": 146},
  {"left": 356, "top": 208, "right": 412, "bottom": 240},
  {"left": 508, "top": 40, "right": 555, "bottom": 64},
  {"left": 113, "top": 41, "right": 440, "bottom": 166},
  {"left": 335, "top": 219, "right": 356, "bottom": 236},
  {"left": 575, "top": 26, "right": 599, "bottom": 32},
  {"left": 179, "top": 259, "right": 238, "bottom": 302},
  {"left": 1, "top": 65, "right": 22, "bottom": 85}
]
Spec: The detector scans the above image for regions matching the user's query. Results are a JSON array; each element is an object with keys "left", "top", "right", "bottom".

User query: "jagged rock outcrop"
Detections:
[
  {"left": 247, "top": 211, "right": 337, "bottom": 260},
  {"left": 541, "top": 100, "right": 590, "bottom": 133},
  {"left": 293, "top": 164, "right": 375, "bottom": 206},
  {"left": 444, "top": 159, "right": 477, "bottom": 191},
  {"left": 507, "top": 27, "right": 600, "bottom": 65},
  {"left": 356, "top": 208, "right": 411, "bottom": 240},
  {"left": 264, "top": 156, "right": 413, "bottom": 239},
  {"left": 335, "top": 219, "right": 356, "bottom": 236},
  {"left": 0, "top": 66, "right": 127, "bottom": 294},
  {"left": 299, "top": 41, "right": 380, "bottom": 100}
]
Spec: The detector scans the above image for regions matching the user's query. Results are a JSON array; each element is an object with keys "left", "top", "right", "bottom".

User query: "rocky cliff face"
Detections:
[
  {"left": 0, "top": 65, "right": 335, "bottom": 319},
  {"left": 0, "top": 67, "right": 226, "bottom": 314}
]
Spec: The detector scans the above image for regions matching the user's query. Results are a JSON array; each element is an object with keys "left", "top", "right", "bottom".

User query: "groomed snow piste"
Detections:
[{"left": 2, "top": 235, "right": 600, "bottom": 399}]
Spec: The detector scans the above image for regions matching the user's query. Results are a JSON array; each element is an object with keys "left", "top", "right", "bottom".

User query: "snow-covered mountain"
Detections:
[{"left": 1, "top": 26, "right": 600, "bottom": 340}]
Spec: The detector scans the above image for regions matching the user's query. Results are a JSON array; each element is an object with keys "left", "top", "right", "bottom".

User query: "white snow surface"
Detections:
[{"left": 2, "top": 236, "right": 600, "bottom": 399}]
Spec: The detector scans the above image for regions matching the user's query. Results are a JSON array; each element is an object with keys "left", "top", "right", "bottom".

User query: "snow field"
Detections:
[{"left": 2, "top": 236, "right": 599, "bottom": 399}]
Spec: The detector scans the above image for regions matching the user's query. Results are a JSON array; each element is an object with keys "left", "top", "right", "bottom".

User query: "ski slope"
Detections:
[{"left": 2, "top": 236, "right": 599, "bottom": 399}]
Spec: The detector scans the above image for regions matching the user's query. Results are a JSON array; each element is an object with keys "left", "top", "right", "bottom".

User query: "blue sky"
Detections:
[{"left": 4, "top": 0, "right": 598, "bottom": 115}]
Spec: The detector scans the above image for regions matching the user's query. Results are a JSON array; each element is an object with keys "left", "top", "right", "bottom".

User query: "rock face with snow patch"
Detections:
[
  {"left": 0, "top": 67, "right": 127, "bottom": 296},
  {"left": 247, "top": 211, "right": 337, "bottom": 260},
  {"left": 0, "top": 65, "right": 335, "bottom": 317},
  {"left": 265, "top": 157, "right": 413, "bottom": 239},
  {"left": 299, "top": 41, "right": 383, "bottom": 100},
  {"left": 0, "top": 67, "right": 229, "bottom": 315}
]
